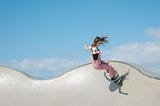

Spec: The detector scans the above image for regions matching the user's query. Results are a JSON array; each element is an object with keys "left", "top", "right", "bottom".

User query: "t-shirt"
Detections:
[
  {"left": 91, "top": 47, "right": 100, "bottom": 60},
  {"left": 91, "top": 47, "right": 100, "bottom": 52}
]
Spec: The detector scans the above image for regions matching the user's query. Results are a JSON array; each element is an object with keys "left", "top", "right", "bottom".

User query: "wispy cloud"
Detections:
[
  {"left": 1, "top": 58, "right": 83, "bottom": 79},
  {"left": 145, "top": 27, "right": 160, "bottom": 37},
  {"left": 105, "top": 42, "right": 160, "bottom": 74}
]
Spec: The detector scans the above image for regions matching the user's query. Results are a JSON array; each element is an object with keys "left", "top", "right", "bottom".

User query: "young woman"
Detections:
[{"left": 84, "top": 36, "right": 119, "bottom": 82}]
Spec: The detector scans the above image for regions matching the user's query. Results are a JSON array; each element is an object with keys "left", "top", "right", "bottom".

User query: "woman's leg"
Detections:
[{"left": 99, "top": 61, "right": 117, "bottom": 78}]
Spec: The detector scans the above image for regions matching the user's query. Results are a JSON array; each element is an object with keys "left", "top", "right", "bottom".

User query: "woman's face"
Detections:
[{"left": 96, "top": 41, "right": 102, "bottom": 46}]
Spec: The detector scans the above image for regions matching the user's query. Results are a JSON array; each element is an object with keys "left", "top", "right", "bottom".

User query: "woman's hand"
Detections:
[{"left": 84, "top": 44, "right": 91, "bottom": 50}]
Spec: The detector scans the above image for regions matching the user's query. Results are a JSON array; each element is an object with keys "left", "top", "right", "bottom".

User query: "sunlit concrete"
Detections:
[{"left": 0, "top": 61, "right": 160, "bottom": 106}]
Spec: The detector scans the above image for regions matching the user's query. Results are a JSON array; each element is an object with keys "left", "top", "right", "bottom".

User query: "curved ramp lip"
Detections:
[
  {"left": 0, "top": 60, "right": 160, "bottom": 81},
  {"left": 109, "top": 60, "right": 160, "bottom": 80},
  {"left": 0, "top": 65, "right": 38, "bottom": 80},
  {"left": 58, "top": 60, "right": 160, "bottom": 80}
]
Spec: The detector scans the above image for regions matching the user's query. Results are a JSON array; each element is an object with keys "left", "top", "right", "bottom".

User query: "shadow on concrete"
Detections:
[{"left": 103, "top": 69, "right": 130, "bottom": 95}]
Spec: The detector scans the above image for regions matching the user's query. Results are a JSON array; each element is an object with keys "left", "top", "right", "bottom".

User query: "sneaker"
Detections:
[
  {"left": 111, "top": 74, "right": 120, "bottom": 82},
  {"left": 106, "top": 70, "right": 109, "bottom": 73}
]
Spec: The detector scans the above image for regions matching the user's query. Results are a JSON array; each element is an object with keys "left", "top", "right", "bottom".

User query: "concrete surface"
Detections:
[{"left": 0, "top": 61, "right": 160, "bottom": 106}]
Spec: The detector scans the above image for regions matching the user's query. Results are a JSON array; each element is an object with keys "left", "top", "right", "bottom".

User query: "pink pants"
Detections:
[{"left": 92, "top": 53, "right": 117, "bottom": 78}]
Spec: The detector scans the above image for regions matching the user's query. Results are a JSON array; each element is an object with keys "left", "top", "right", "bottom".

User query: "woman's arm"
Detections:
[{"left": 84, "top": 44, "right": 91, "bottom": 50}]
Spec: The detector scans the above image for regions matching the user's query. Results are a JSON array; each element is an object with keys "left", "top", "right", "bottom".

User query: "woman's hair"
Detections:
[{"left": 91, "top": 36, "right": 109, "bottom": 47}]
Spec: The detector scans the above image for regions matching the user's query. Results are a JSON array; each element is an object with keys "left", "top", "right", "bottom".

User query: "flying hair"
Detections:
[{"left": 91, "top": 35, "right": 109, "bottom": 47}]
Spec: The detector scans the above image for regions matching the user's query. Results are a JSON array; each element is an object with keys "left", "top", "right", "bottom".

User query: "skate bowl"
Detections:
[{"left": 0, "top": 61, "right": 160, "bottom": 106}]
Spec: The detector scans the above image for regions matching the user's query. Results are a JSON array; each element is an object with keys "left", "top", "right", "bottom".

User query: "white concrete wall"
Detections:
[{"left": 0, "top": 61, "right": 160, "bottom": 106}]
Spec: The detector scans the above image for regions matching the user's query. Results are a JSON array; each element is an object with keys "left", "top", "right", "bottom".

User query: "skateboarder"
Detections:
[{"left": 84, "top": 36, "right": 119, "bottom": 82}]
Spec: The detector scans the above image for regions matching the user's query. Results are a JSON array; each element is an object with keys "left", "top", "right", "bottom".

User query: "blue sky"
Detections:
[{"left": 0, "top": 0, "right": 160, "bottom": 79}]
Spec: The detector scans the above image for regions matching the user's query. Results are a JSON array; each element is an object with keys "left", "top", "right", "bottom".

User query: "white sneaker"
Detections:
[{"left": 111, "top": 74, "right": 119, "bottom": 82}]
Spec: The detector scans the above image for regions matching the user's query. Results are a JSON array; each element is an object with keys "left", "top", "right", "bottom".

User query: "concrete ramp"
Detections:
[{"left": 0, "top": 61, "right": 160, "bottom": 106}]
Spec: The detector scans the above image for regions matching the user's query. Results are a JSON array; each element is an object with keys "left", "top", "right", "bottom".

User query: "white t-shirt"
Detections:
[{"left": 91, "top": 47, "right": 99, "bottom": 53}]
